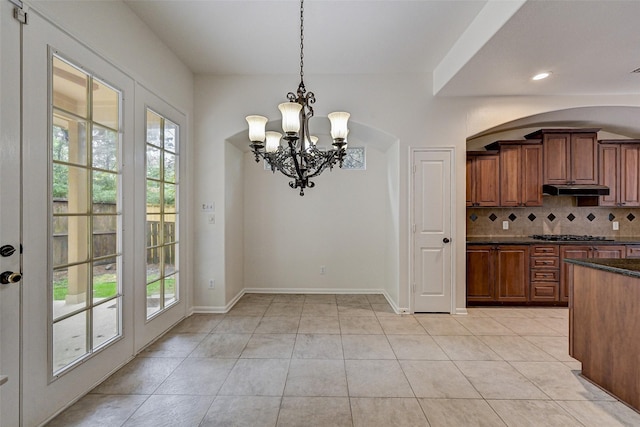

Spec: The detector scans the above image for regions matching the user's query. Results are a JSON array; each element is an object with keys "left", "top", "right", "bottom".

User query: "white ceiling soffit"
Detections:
[
  {"left": 436, "top": 0, "right": 640, "bottom": 96},
  {"left": 123, "top": 0, "right": 486, "bottom": 75}
]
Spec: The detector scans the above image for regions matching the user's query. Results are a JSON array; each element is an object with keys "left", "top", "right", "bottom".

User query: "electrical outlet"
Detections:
[
  {"left": 320, "top": 265, "right": 326, "bottom": 275},
  {"left": 208, "top": 214, "right": 215, "bottom": 224},
  {"left": 502, "top": 221, "right": 509, "bottom": 230},
  {"left": 208, "top": 279, "right": 215, "bottom": 289},
  {"left": 613, "top": 221, "right": 619, "bottom": 231}
]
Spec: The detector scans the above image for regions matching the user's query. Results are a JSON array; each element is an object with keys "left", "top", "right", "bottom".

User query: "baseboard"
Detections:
[
  {"left": 455, "top": 307, "right": 469, "bottom": 315},
  {"left": 192, "top": 288, "right": 246, "bottom": 314}
]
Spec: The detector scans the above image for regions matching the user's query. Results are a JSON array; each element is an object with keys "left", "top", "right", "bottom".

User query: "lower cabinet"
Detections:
[{"left": 467, "top": 245, "right": 529, "bottom": 303}]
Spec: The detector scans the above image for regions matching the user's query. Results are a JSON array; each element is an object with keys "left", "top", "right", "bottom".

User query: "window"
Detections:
[
  {"left": 145, "top": 109, "right": 179, "bottom": 318},
  {"left": 51, "top": 55, "right": 122, "bottom": 374}
]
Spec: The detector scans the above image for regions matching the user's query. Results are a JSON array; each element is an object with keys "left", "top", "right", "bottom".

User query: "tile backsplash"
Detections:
[{"left": 467, "top": 196, "right": 640, "bottom": 237}]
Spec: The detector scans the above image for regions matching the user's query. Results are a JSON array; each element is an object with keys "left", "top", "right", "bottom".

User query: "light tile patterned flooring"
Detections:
[{"left": 48, "top": 293, "right": 640, "bottom": 426}]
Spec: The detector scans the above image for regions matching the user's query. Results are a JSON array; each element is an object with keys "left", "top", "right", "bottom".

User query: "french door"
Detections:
[{"left": 20, "top": 8, "right": 135, "bottom": 426}]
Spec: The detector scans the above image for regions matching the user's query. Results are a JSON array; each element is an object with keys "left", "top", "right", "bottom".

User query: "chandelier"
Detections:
[{"left": 246, "top": 0, "right": 350, "bottom": 196}]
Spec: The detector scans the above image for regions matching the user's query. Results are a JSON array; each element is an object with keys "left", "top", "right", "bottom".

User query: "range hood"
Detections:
[{"left": 542, "top": 184, "right": 610, "bottom": 196}]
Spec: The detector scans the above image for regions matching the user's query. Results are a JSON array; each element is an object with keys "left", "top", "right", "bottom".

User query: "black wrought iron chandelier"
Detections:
[{"left": 246, "top": 0, "right": 350, "bottom": 196}]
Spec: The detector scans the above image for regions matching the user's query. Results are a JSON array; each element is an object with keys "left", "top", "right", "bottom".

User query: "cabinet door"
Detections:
[
  {"left": 620, "top": 145, "right": 640, "bottom": 207},
  {"left": 599, "top": 144, "right": 619, "bottom": 206},
  {"left": 466, "top": 246, "right": 494, "bottom": 302},
  {"left": 560, "top": 246, "right": 590, "bottom": 302},
  {"left": 496, "top": 246, "right": 529, "bottom": 302},
  {"left": 499, "top": 145, "right": 521, "bottom": 207},
  {"left": 475, "top": 155, "right": 500, "bottom": 206},
  {"left": 592, "top": 245, "right": 626, "bottom": 259},
  {"left": 522, "top": 144, "right": 543, "bottom": 206},
  {"left": 543, "top": 133, "right": 570, "bottom": 184},
  {"left": 466, "top": 157, "right": 474, "bottom": 207},
  {"left": 571, "top": 133, "right": 598, "bottom": 184}
]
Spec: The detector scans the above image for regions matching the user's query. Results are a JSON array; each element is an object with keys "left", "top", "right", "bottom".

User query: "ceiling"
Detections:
[{"left": 124, "top": 0, "right": 640, "bottom": 97}]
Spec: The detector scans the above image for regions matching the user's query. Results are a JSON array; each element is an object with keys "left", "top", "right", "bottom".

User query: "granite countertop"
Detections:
[
  {"left": 466, "top": 236, "right": 640, "bottom": 245},
  {"left": 563, "top": 258, "right": 640, "bottom": 279}
]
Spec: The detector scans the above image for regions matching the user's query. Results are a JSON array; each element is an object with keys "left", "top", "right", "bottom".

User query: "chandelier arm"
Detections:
[{"left": 305, "top": 151, "right": 340, "bottom": 179}]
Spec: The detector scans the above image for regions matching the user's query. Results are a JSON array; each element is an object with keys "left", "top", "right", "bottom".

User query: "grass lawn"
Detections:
[{"left": 53, "top": 274, "right": 175, "bottom": 300}]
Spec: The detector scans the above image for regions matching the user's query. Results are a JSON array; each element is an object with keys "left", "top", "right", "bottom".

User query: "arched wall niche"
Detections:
[
  {"left": 466, "top": 106, "right": 640, "bottom": 150},
  {"left": 224, "top": 118, "right": 402, "bottom": 304}
]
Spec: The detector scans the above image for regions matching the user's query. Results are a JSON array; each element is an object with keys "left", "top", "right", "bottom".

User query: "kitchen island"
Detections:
[{"left": 566, "top": 258, "right": 640, "bottom": 412}]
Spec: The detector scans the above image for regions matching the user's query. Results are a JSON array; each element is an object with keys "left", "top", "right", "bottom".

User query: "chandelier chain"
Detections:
[{"left": 299, "top": 0, "right": 304, "bottom": 82}]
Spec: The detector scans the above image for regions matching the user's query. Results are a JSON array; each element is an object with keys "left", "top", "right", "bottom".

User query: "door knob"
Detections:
[
  {"left": 443, "top": 238, "right": 450, "bottom": 244},
  {"left": 0, "top": 271, "right": 21, "bottom": 285}
]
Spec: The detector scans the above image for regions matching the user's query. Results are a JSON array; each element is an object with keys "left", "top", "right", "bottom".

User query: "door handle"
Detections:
[
  {"left": 443, "top": 238, "right": 450, "bottom": 244},
  {"left": 0, "top": 271, "right": 21, "bottom": 285}
]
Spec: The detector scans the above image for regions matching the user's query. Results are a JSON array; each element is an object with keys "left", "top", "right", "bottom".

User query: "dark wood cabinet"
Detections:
[
  {"left": 467, "top": 245, "right": 529, "bottom": 303},
  {"left": 466, "top": 152, "right": 500, "bottom": 207},
  {"left": 598, "top": 140, "right": 640, "bottom": 207},
  {"left": 530, "top": 245, "right": 560, "bottom": 302},
  {"left": 525, "top": 129, "right": 599, "bottom": 185},
  {"left": 560, "top": 244, "right": 626, "bottom": 302},
  {"left": 485, "top": 141, "right": 543, "bottom": 207},
  {"left": 466, "top": 246, "right": 494, "bottom": 302},
  {"left": 496, "top": 246, "right": 530, "bottom": 302}
]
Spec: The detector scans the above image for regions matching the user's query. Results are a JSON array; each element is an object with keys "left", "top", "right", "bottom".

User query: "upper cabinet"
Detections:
[
  {"left": 598, "top": 140, "right": 640, "bottom": 207},
  {"left": 485, "top": 140, "right": 543, "bottom": 207},
  {"left": 466, "top": 151, "right": 500, "bottom": 207},
  {"left": 525, "top": 129, "right": 599, "bottom": 185}
]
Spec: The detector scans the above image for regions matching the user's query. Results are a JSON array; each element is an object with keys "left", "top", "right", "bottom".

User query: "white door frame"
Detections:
[{"left": 409, "top": 147, "right": 456, "bottom": 313}]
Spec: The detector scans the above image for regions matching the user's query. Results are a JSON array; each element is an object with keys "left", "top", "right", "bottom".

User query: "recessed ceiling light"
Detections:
[{"left": 532, "top": 72, "right": 551, "bottom": 81}]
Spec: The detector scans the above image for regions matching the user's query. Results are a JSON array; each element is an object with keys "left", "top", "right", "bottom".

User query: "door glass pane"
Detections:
[
  {"left": 146, "top": 145, "right": 161, "bottom": 179},
  {"left": 93, "top": 258, "right": 118, "bottom": 302},
  {"left": 53, "top": 311, "right": 88, "bottom": 374},
  {"left": 165, "top": 274, "right": 177, "bottom": 306},
  {"left": 53, "top": 165, "right": 89, "bottom": 211},
  {"left": 52, "top": 57, "right": 88, "bottom": 117},
  {"left": 164, "top": 244, "right": 176, "bottom": 277},
  {"left": 53, "top": 113, "right": 87, "bottom": 165},
  {"left": 92, "top": 171, "right": 117, "bottom": 205},
  {"left": 146, "top": 248, "right": 160, "bottom": 283},
  {"left": 147, "top": 281, "right": 161, "bottom": 316},
  {"left": 164, "top": 183, "right": 176, "bottom": 213},
  {"left": 163, "top": 219, "right": 176, "bottom": 244},
  {"left": 93, "top": 299, "right": 119, "bottom": 349},
  {"left": 164, "top": 152, "right": 176, "bottom": 183},
  {"left": 53, "top": 263, "right": 89, "bottom": 319},
  {"left": 92, "top": 126, "right": 118, "bottom": 171},
  {"left": 146, "top": 110, "right": 162, "bottom": 147},
  {"left": 92, "top": 79, "right": 119, "bottom": 129},
  {"left": 147, "top": 180, "right": 161, "bottom": 207},
  {"left": 53, "top": 215, "right": 89, "bottom": 267},
  {"left": 93, "top": 215, "right": 117, "bottom": 258},
  {"left": 164, "top": 120, "right": 177, "bottom": 152}
]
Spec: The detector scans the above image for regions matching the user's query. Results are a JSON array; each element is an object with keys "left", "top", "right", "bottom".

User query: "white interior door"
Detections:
[
  {"left": 412, "top": 148, "right": 454, "bottom": 313},
  {"left": 21, "top": 8, "right": 135, "bottom": 425},
  {"left": 0, "top": 2, "right": 23, "bottom": 426}
]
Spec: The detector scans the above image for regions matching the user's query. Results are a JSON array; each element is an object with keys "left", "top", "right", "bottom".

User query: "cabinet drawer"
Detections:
[
  {"left": 626, "top": 245, "right": 640, "bottom": 258},
  {"left": 531, "top": 245, "right": 559, "bottom": 257},
  {"left": 531, "top": 270, "right": 559, "bottom": 282},
  {"left": 530, "top": 282, "right": 559, "bottom": 301},
  {"left": 531, "top": 257, "right": 560, "bottom": 269}
]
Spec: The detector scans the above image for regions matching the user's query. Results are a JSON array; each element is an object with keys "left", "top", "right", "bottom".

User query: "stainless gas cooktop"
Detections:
[{"left": 531, "top": 234, "right": 614, "bottom": 241}]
